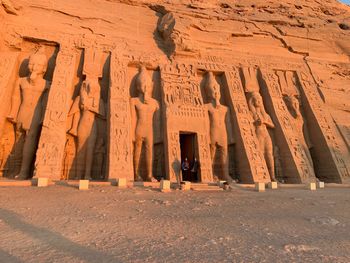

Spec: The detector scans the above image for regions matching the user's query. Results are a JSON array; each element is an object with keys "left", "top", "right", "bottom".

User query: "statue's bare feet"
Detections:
[
  {"left": 147, "top": 176, "right": 157, "bottom": 183},
  {"left": 15, "top": 173, "right": 27, "bottom": 180},
  {"left": 135, "top": 176, "right": 143, "bottom": 182}
]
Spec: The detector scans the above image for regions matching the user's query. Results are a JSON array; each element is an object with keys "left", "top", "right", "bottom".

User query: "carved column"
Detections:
[
  {"left": 0, "top": 52, "right": 18, "bottom": 137},
  {"left": 261, "top": 69, "right": 316, "bottom": 183},
  {"left": 107, "top": 53, "right": 134, "bottom": 181},
  {"left": 224, "top": 69, "right": 270, "bottom": 183},
  {"left": 34, "top": 47, "right": 76, "bottom": 180},
  {"left": 296, "top": 71, "right": 350, "bottom": 183}
]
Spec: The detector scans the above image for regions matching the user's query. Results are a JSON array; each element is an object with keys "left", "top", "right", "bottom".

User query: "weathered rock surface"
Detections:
[{"left": 0, "top": 0, "right": 349, "bottom": 183}]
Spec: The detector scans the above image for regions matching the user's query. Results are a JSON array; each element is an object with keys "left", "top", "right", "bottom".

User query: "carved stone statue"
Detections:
[
  {"left": 248, "top": 92, "right": 276, "bottom": 182},
  {"left": 130, "top": 66, "right": 159, "bottom": 182},
  {"left": 284, "top": 94, "right": 314, "bottom": 166},
  {"left": 68, "top": 77, "right": 105, "bottom": 180},
  {"left": 204, "top": 72, "right": 232, "bottom": 183},
  {"left": 7, "top": 48, "right": 49, "bottom": 179}
]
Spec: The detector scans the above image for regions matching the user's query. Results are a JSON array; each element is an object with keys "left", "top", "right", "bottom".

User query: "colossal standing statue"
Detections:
[
  {"left": 68, "top": 77, "right": 105, "bottom": 180},
  {"left": 130, "top": 66, "right": 159, "bottom": 182},
  {"left": 7, "top": 47, "right": 49, "bottom": 179},
  {"left": 284, "top": 94, "right": 314, "bottom": 166},
  {"left": 248, "top": 92, "right": 276, "bottom": 182},
  {"left": 204, "top": 72, "right": 232, "bottom": 183}
]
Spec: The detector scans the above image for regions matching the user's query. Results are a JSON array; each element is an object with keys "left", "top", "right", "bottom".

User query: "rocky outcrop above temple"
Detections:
[{"left": 0, "top": 0, "right": 349, "bottom": 184}]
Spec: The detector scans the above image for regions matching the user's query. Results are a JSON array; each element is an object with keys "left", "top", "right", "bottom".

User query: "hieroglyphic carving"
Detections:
[
  {"left": 224, "top": 69, "right": 270, "bottom": 183},
  {"left": 197, "top": 133, "right": 212, "bottom": 183},
  {"left": 108, "top": 53, "right": 133, "bottom": 180},
  {"left": 261, "top": 69, "right": 316, "bottom": 183},
  {"left": 161, "top": 62, "right": 213, "bottom": 183},
  {"left": 168, "top": 131, "right": 181, "bottom": 182},
  {"left": 0, "top": 52, "right": 18, "bottom": 138},
  {"left": 34, "top": 47, "right": 76, "bottom": 180},
  {"left": 297, "top": 71, "right": 350, "bottom": 182}
]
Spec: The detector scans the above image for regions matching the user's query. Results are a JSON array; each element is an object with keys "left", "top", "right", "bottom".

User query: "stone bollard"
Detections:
[
  {"left": 117, "top": 178, "right": 127, "bottom": 188},
  {"left": 37, "top": 178, "right": 49, "bottom": 187},
  {"left": 180, "top": 181, "right": 191, "bottom": 191},
  {"left": 267, "top": 182, "right": 278, "bottom": 190},
  {"left": 308, "top": 182, "right": 316, "bottom": 191},
  {"left": 317, "top": 182, "right": 325, "bottom": 189},
  {"left": 79, "top": 180, "right": 89, "bottom": 190},
  {"left": 255, "top": 182, "right": 265, "bottom": 192},
  {"left": 160, "top": 179, "right": 171, "bottom": 193}
]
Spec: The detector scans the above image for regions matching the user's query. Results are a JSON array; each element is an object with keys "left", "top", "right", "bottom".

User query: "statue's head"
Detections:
[
  {"left": 28, "top": 47, "right": 48, "bottom": 80},
  {"left": 284, "top": 95, "right": 301, "bottom": 117},
  {"left": 136, "top": 66, "right": 153, "bottom": 100},
  {"left": 250, "top": 92, "right": 263, "bottom": 108},
  {"left": 206, "top": 72, "right": 221, "bottom": 101}
]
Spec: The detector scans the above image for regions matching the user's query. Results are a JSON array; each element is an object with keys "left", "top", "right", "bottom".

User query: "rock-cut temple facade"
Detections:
[{"left": 0, "top": 0, "right": 349, "bottom": 184}]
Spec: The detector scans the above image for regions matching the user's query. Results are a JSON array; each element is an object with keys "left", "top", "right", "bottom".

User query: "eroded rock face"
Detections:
[{"left": 0, "top": 0, "right": 349, "bottom": 184}]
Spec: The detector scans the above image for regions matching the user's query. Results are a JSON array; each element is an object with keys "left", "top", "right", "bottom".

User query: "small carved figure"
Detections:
[
  {"left": 7, "top": 47, "right": 49, "bottom": 179},
  {"left": 284, "top": 95, "right": 314, "bottom": 166},
  {"left": 204, "top": 72, "right": 232, "bottom": 182},
  {"left": 94, "top": 137, "right": 106, "bottom": 179},
  {"left": 68, "top": 78, "right": 105, "bottom": 180},
  {"left": 62, "top": 136, "right": 75, "bottom": 180},
  {"left": 248, "top": 92, "right": 276, "bottom": 181},
  {"left": 130, "top": 66, "right": 159, "bottom": 182},
  {"left": 274, "top": 146, "right": 283, "bottom": 181}
]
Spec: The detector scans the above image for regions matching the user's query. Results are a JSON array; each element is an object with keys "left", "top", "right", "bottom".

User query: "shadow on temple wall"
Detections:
[{"left": 0, "top": 208, "right": 116, "bottom": 262}]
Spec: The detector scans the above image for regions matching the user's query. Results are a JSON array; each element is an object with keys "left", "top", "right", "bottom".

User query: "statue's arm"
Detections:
[
  {"left": 225, "top": 107, "right": 235, "bottom": 144},
  {"left": 7, "top": 79, "right": 21, "bottom": 122},
  {"left": 264, "top": 114, "right": 275, "bottom": 129},
  {"left": 130, "top": 99, "right": 136, "bottom": 142}
]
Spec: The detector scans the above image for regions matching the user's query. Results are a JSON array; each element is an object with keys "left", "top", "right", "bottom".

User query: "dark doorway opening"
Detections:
[{"left": 179, "top": 133, "right": 199, "bottom": 182}]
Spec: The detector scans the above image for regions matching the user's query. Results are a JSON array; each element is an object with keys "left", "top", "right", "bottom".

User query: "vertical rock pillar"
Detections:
[
  {"left": 223, "top": 69, "right": 270, "bottom": 183},
  {"left": 261, "top": 69, "right": 316, "bottom": 183},
  {"left": 296, "top": 71, "right": 350, "bottom": 183},
  {"left": 107, "top": 53, "right": 134, "bottom": 181},
  {"left": 34, "top": 47, "right": 76, "bottom": 180}
]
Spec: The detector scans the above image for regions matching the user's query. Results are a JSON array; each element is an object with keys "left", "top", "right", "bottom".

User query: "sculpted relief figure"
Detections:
[
  {"left": 284, "top": 94, "right": 314, "bottom": 166},
  {"left": 131, "top": 66, "right": 159, "bottom": 182},
  {"left": 277, "top": 71, "right": 314, "bottom": 168},
  {"left": 248, "top": 92, "right": 276, "bottom": 182},
  {"left": 7, "top": 48, "right": 50, "bottom": 179},
  {"left": 68, "top": 77, "right": 105, "bottom": 180},
  {"left": 204, "top": 72, "right": 232, "bottom": 183}
]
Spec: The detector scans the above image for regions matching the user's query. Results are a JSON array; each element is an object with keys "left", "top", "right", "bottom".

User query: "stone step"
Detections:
[
  {"left": 191, "top": 187, "right": 223, "bottom": 191},
  {"left": 0, "top": 179, "right": 33, "bottom": 187},
  {"left": 191, "top": 183, "right": 223, "bottom": 191}
]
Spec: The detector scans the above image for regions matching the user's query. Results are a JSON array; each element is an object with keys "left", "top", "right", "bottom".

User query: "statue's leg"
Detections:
[
  {"left": 76, "top": 138, "right": 87, "bottom": 180},
  {"left": 265, "top": 136, "right": 275, "bottom": 181},
  {"left": 18, "top": 125, "right": 40, "bottom": 179},
  {"left": 84, "top": 122, "right": 97, "bottom": 180},
  {"left": 133, "top": 138, "right": 143, "bottom": 181},
  {"left": 69, "top": 112, "right": 80, "bottom": 137},
  {"left": 145, "top": 137, "right": 156, "bottom": 182},
  {"left": 218, "top": 144, "right": 231, "bottom": 183}
]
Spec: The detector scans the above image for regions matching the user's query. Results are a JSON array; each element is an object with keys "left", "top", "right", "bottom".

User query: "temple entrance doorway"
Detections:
[{"left": 179, "top": 132, "right": 199, "bottom": 182}]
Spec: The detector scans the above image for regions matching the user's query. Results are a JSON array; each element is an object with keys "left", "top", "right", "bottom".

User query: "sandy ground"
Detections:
[{"left": 0, "top": 184, "right": 349, "bottom": 263}]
